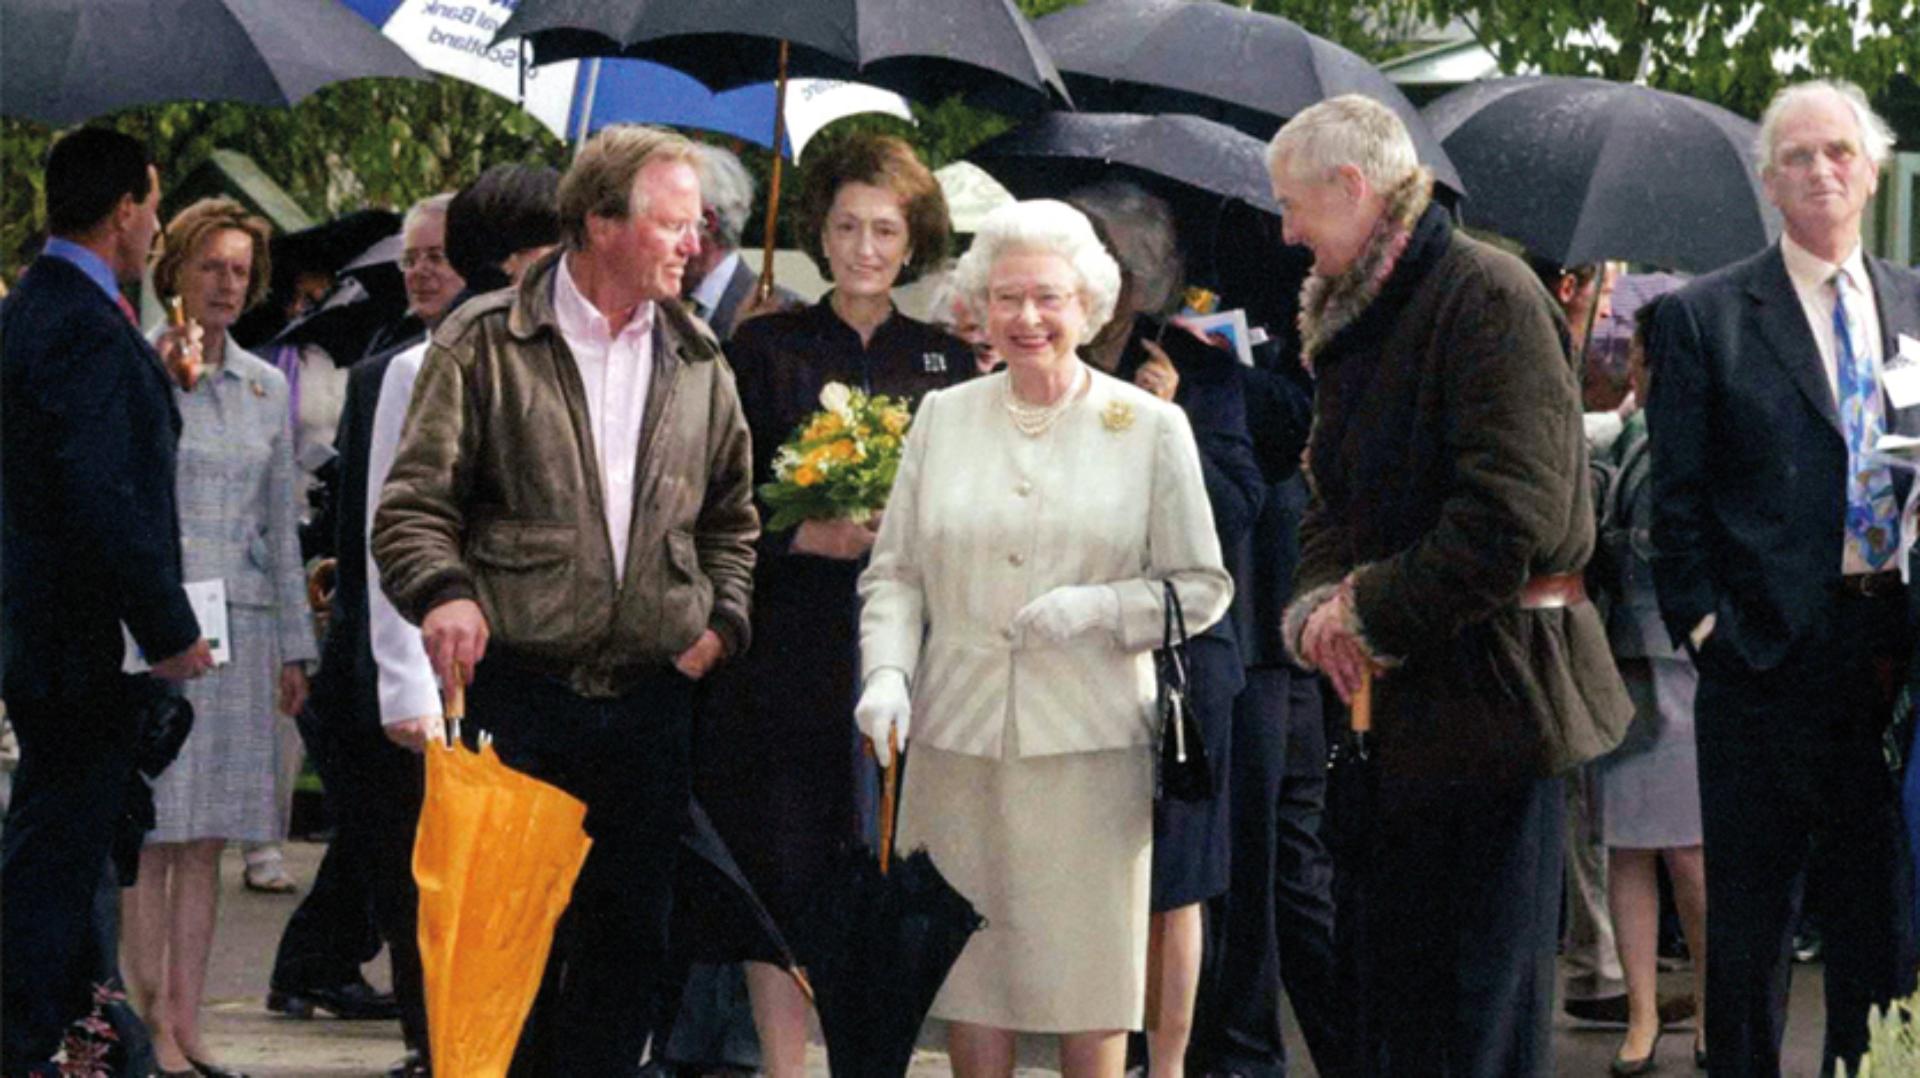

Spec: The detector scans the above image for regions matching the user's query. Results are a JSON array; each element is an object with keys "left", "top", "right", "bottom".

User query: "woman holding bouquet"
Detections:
[
  {"left": 856, "top": 199, "right": 1231, "bottom": 1076},
  {"left": 698, "top": 132, "right": 972, "bottom": 1077}
]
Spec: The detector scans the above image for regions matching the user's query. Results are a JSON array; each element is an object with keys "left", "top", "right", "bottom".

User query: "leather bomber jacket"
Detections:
[{"left": 371, "top": 250, "right": 757, "bottom": 698}]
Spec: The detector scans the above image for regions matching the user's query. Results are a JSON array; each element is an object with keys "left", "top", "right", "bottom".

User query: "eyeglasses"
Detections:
[
  {"left": 401, "top": 247, "right": 450, "bottom": 272},
  {"left": 987, "top": 288, "right": 1076, "bottom": 314}
]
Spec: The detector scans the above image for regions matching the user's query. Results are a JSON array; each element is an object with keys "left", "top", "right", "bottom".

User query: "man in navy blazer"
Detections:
[
  {"left": 1646, "top": 80, "right": 1920, "bottom": 1076},
  {"left": 0, "top": 128, "right": 213, "bottom": 1075}
]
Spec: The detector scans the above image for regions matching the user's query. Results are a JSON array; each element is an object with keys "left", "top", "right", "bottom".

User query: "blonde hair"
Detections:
[
  {"left": 1267, "top": 94, "right": 1418, "bottom": 192},
  {"left": 557, "top": 124, "right": 700, "bottom": 249},
  {"left": 153, "top": 197, "right": 272, "bottom": 311}
]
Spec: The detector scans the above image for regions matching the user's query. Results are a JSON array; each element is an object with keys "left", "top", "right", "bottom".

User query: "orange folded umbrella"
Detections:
[{"left": 413, "top": 673, "right": 593, "bottom": 1078}]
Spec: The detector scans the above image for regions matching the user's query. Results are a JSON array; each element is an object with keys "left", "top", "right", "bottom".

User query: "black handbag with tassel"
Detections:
[{"left": 1155, "top": 581, "right": 1213, "bottom": 802}]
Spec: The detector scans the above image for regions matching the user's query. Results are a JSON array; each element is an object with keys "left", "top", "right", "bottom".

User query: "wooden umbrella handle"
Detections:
[
  {"left": 757, "top": 39, "right": 791, "bottom": 304},
  {"left": 445, "top": 660, "right": 466, "bottom": 724},
  {"left": 878, "top": 727, "right": 900, "bottom": 877},
  {"left": 1350, "top": 665, "right": 1373, "bottom": 735}
]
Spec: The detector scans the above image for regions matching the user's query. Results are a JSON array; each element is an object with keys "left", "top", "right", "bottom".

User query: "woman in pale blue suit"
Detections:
[{"left": 123, "top": 198, "right": 316, "bottom": 1078}]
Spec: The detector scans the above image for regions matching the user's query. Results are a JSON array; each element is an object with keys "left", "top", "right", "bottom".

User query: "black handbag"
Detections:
[{"left": 1155, "top": 582, "right": 1213, "bottom": 802}]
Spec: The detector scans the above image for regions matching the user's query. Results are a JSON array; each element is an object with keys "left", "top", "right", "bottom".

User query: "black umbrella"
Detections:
[
  {"left": 496, "top": 0, "right": 1068, "bottom": 301},
  {"left": 673, "top": 797, "right": 812, "bottom": 983},
  {"left": 1325, "top": 667, "right": 1376, "bottom": 1078},
  {"left": 1, "top": 0, "right": 426, "bottom": 125},
  {"left": 1423, "top": 76, "right": 1780, "bottom": 273},
  {"left": 968, "top": 111, "right": 1281, "bottom": 292},
  {"left": 804, "top": 742, "right": 984, "bottom": 1077},
  {"left": 1033, "top": 0, "right": 1461, "bottom": 196}
]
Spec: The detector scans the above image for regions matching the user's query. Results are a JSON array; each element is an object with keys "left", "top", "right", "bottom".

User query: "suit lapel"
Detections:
[
  {"left": 1746, "top": 246, "right": 1843, "bottom": 440},
  {"left": 713, "top": 259, "right": 756, "bottom": 341}
]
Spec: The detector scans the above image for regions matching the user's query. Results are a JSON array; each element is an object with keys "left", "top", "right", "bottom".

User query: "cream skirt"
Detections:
[{"left": 894, "top": 738, "right": 1154, "bottom": 1032}]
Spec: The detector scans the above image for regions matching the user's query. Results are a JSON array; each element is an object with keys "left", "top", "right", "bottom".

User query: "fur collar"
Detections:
[{"left": 1297, "top": 167, "right": 1435, "bottom": 370}]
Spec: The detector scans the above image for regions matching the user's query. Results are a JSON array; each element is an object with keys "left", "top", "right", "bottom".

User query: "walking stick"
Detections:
[{"left": 878, "top": 728, "right": 901, "bottom": 876}]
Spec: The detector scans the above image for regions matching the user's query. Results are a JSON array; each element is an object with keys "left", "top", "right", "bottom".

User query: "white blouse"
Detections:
[{"left": 859, "top": 367, "right": 1232, "bottom": 759}]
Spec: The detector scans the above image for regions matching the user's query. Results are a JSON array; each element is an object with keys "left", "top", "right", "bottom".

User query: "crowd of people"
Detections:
[{"left": 1, "top": 72, "right": 1916, "bottom": 1078}]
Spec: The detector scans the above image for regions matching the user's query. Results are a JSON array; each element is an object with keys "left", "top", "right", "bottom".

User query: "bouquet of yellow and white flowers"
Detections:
[{"left": 757, "top": 382, "right": 913, "bottom": 532}]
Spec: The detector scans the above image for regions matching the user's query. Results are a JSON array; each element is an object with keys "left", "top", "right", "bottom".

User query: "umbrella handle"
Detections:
[
  {"left": 444, "top": 660, "right": 466, "bottom": 746},
  {"left": 1350, "top": 665, "right": 1372, "bottom": 735},
  {"left": 878, "top": 728, "right": 900, "bottom": 877}
]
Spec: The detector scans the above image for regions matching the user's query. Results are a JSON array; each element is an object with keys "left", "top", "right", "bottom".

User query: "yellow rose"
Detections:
[
  {"left": 794, "top": 464, "right": 822, "bottom": 487},
  {"left": 881, "top": 409, "right": 909, "bottom": 435}
]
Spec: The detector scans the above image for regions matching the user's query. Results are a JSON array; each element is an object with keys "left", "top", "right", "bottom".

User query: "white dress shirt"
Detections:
[
  {"left": 367, "top": 342, "right": 439, "bottom": 725},
  {"left": 554, "top": 253, "right": 655, "bottom": 581},
  {"left": 1781, "top": 234, "right": 1889, "bottom": 575}
]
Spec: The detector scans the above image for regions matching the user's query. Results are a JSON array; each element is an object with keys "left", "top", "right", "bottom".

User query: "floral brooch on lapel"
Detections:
[{"left": 1101, "top": 399, "right": 1136, "bottom": 433}]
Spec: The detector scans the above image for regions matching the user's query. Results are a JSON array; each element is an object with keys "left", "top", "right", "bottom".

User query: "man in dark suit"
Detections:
[
  {"left": 1, "top": 127, "right": 213, "bottom": 1076},
  {"left": 1647, "top": 78, "right": 1920, "bottom": 1076},
  {"left": 685, "top": 144, "right": 800, "bottom": 345}
]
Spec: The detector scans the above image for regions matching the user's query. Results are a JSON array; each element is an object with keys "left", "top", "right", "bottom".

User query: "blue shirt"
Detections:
[{"left": 41, "top": 237, "right": 124, "bottom": 305}]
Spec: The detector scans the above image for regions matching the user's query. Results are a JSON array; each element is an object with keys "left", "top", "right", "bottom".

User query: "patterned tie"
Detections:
[{"left": 1834, "top": 269, "right": 1900, "bottom": 568}]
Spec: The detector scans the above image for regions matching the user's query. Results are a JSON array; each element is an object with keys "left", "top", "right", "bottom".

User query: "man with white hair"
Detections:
[
  {"left": 1646, "top": 79, "right": 1920, "bottom": 1076},
  {"left": 1273, "top": 94, "right": 1630, "bottom": 1074},
  {"left": 684, "top": 143, "right": 797, "bottom": 341}
]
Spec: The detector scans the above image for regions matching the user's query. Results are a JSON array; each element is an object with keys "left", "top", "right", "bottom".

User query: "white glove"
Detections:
[
  {"left": 855, "top": 668, "right": 912, "bottom": 768},
  {"left": 1012, "top": 585, "right": 1123, "bottom": 647}
]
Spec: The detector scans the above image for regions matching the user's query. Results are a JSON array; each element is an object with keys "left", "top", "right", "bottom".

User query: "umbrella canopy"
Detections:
[
  {"left": 1, "top": 0, "right": 427, "bottom": 125},
  {"left": 1034, "top": 0, "right": 1460, "bottom": 195},
  {"left": 345, "top": 0, "right": 912, "bottom": 156},
  {"left": 495, "top": 0, "right": 1069, "bottom": 113},
  {"left": 968, "top": 112, "right": 1281, "bottom": 291},
  {"left": 413, "top": 729, "right": 593, "bottom": 1078},
  {"left": 1423, "top": 76, "right": 1780, "bottom": 274}
]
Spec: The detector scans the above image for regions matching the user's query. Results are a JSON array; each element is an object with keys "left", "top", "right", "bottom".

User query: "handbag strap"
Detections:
[{"left": 1160, "top": 581, "right": 1191, "bottom": 692}]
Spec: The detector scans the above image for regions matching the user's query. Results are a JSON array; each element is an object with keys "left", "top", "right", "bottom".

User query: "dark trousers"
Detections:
[
  {"left": 1, "top": 688, "right": 140, "bottom": 1074},
  {"left": 1355, "top": 773, "right": 1564, "bottom": 1077},
  {"left": 1694, "top": 589, "right": 1916, "bottom": 1077},
  {"left": 1195, "top": 665, "right": 1345, "bottom": 1077},
  {"left": 270, "top": 706, "right": 427, "bottom": 1054},
  {"left": 474, "top": 663, "right": 693, "bottom": 1078}
]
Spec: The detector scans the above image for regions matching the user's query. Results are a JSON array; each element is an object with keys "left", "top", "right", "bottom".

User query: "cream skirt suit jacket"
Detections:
[{"left": 859, "top": 367, "right": 1231, "bottom": 1031}]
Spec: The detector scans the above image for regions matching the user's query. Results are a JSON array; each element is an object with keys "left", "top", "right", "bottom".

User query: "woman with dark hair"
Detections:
[
  {"left": 125, "top": 197, "right": 316, "bottom": 1078},
  {"left": 698, "top": 132, "right": 973, "bottom": 1076},
  {"left": 1072, "top": 182, "right": 1264, "bottom": 1078}
]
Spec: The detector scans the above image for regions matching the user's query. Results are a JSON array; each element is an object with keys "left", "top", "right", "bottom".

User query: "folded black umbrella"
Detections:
[
  {"left": 672, "top": 796, "right": 809, "bottom": 974},
  {"left": 1326, "top": 670, "right": 1376, "bottom": 1078},
  {"left": 1034, "top": 0, "right": 1460, "bottom": 196},
  {"left": 802, "top": 750, "right": 984, "bottom": 1078},
  {"left": 1422, "top": 76, "right": 1779, "bottom": 273},
  {"left": 113, "top": 680, "right": 195, "bottom": 886},
  {"left": 1, "top": 0, "right": 425, "bottom": 125}
]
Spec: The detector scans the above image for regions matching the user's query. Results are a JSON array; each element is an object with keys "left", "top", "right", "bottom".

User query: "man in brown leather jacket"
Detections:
[{"left": 371, "top": 124, "right": 755, "bottom": 1076}]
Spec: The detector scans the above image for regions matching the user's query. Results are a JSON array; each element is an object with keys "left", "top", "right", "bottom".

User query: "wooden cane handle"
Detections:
[{"left": 878, "top": 727, "right": 900, "bottom": 877}]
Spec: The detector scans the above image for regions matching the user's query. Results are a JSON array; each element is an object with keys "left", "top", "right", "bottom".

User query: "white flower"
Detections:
[{"left": 818, "top": 381, "right": 855, "bottom": 422}]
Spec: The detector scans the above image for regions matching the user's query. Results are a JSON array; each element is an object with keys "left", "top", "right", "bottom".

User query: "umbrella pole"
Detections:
[
  {"left": 756, "top": 40, "right": 792, "bottom": 304},
  {"left": 1351, "top": 667, "right": 1371, "bottom": 736}
]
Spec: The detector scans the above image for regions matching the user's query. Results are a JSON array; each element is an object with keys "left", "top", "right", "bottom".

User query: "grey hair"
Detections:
[
  {"left": 954, "top": 199, "right": 1122, "bottom": 338},
  {"left": 1266, "top": 94, "right": 1418, "bottom": 192},
  {"left": 925, "top": 270, "right": 969, "bottom": 329},
  {"left": 692, "top": 143, "right": 755, "bottom": 250},
  {"left": 1069, "top": 180, "right": 1184, "bottom": 317},
  {"left": 402, "top": 192, "right": 455, "bottom": 237},
  {"left": 1755, "top": 78, "right": 1896, "bottom": 172}
]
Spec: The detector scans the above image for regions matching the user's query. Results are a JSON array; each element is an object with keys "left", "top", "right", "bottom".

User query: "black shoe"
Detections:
[
  {"left": 1609, "top": 1028, "right": 1663, "bottom": 1076},
  {"left": 385, "top": 1051, "right": 430, "bottom": 1077},
  {"left": 266, "top": 978, "right": 400, "bottom": 1020},
  {"left": 186, "top": 1059, "right": 249, "bottom": 1078},
  {"left": 1694, "top": 1039, "right": 1707, "bottom": 1070}
]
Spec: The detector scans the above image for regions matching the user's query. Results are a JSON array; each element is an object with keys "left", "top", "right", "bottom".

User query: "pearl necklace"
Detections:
[{"left": 1003, "top": 367, "right": 1085, "bottom": 438}]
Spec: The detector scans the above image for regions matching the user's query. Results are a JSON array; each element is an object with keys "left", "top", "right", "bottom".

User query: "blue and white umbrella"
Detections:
[{"left": 343, "top": 0, "right": 912, "bottom": 156}]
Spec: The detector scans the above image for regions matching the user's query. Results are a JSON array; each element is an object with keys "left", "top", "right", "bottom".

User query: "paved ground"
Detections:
[{"left": 191, "top": 842, "right": 1833, "bottom": 1076}]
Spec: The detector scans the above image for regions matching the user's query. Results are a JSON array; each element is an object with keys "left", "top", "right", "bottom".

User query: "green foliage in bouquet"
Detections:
[{"left": 756, "top": 382, "right": 913, "bottom": 533}]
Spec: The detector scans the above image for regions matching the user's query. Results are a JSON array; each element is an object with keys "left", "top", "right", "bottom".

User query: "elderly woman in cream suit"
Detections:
[{"left": 856, "top": 199, "right": 1231, "bottom": 1078}]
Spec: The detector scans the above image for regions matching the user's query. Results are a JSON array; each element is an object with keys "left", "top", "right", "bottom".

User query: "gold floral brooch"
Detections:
[{"left": 1101, "top": 399, "right": 1136, "bottom": 433}]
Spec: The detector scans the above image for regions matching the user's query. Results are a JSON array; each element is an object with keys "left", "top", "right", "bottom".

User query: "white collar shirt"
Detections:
[{"left": 553, "top": 252, "right": 655, "bottom": 582}]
